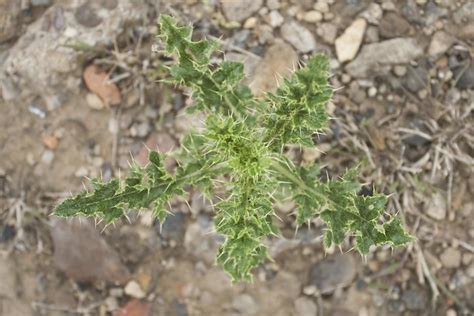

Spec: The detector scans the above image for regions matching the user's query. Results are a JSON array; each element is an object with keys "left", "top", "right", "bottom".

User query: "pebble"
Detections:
[
  {"left": 115, "top": 300, "right": 150, "bottom": 316},
  {"left": 368, "top": 86, "right": 377, "bottom": 97},
  {"left": 425, "top": 192, "right": 446, "bottom": 220},
  {"left": 124, "top": 280, "right": 146, "bottom": 299},
  {"left": 446, "top": 309, "right": 457, "bottom": 316},
  {"left": 303, "top": 11, "right": 323, "bottom": 23},
  {"left": 267, "top": 0, "right": 280, "bottom": 10},
  {"left": 294, "top": 297, "right": 317, "bottom": 316},
  {"left": 440, "top": 247, "right": 462, "bottom": 268},
  {"left": 360, "top": 3, "right": 383, "bottom": 25},
  {"left": 428, "top": 31, "right": 454, "bottom": 57},
  {"left": 50, "top": 217, "right": 130, "bottom": 283},
  {"left": 281, "top": 21, "right": 316, "bottom": 53},
  {"left": 309, "top": 254, "right": 356, "bottom": 294},
  {"left": 86, "top": 93, "right": 105, "bottom": 110},
  {"left": 453, "top": 63, "right": 474, "bottom": 90},
  {"left": 0, "top": 224, "right": 15, "bottom": 243},
  {"left": 381, "top": 1, "right": 396, "bottom": 11},
  {"left": 221, "top": 0, "right": 263, "bottom": 22},
  {"left": 314, "top": 2, "right": 329, "bottom": 13},
  {"left": 42, "top": 135, "right": 59, "bottom": 150},
  {"left": 394, "top": 65, "right": 408, "bottom": 77},
  {"left": 268, "top": 10, "right": 284, "bottom": 27},
  {"left": 105, "top": 296, "right": 118, "bottom": 311},
  {"left": 335, "top": 18, "right": 367, "bottom": 63},
  {"left": 401, "top": 289, "right": 427, "bottom": 311},
  {"left": 232, "top": 294, "right": 259, "bottom": 315},
  {"left": 317, "top": 23, "right": 337, "bottom": 44},
  {"left": 74, "top": 3, "right": 103, "bottom": 27},
  {"left": 41, "top": 150, "right": 55, "bottom": 165},
  {"left": 346, "top": 38, "right": 423, "bottom": 78},
  {"left": 379, "top": 12, "right": 411, "bottom": 38},
  {"left": 130, "top": 121, "right": 151, "bottom": 138},
  {"left": 250, "top": 40, "right": 298, "bottom": 95},
  {"left": 243, "top": 17, "right": 257, "bottom": 29}
]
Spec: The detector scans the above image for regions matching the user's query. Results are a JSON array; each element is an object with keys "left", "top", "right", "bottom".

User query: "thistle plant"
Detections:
[{"left": 53, "top": 15, "right": 412, "bottom": 282}]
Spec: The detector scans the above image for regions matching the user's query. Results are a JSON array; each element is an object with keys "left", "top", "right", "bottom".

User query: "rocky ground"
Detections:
[{"left": 0, "top": 0, "right": 473, "bottom": 315}]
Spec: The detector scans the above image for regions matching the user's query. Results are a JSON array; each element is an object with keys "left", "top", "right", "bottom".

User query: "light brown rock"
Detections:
[
  {"left": 50, "top": 217, "right": 130, "bottom": 283},
  {"left": 335, "top": 18, "right": 367, "bottom": 63},
  {"left": 250, "top": 40, "right": 298, "bottom": 96}
]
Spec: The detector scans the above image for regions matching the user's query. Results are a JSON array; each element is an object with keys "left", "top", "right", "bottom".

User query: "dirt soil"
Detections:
[{"left": 0, "top": 0, "right": 473, "bottom": 316}]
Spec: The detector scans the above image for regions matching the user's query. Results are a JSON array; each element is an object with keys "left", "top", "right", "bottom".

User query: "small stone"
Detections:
[
  {"left": 303, "top": 11, "right": 323, "bottom": 23},
  {"left": 221, "top": 0, "right": 263, "bottom": 22},
  {"left": 105, "top": 296, "right": 119, "bottom": 311},
  {"left": 42, "top": 135, "right": 59, "bottom": 149},
  {"left": 50, "top": 217, "right": 130, "bottom": 283},
  {"left": 309, "top": 254, "right": 357, "bottom": 294},
  {"left": 267, "top": 0, "right": 280, "bottom": 10},
  {"left": 268, "top": 10, "right": 284, "bottom": 27},
  {"left": 379, "top": 12, "right": 411, "bottom": 38},
  {"left": 317, "top": 22, "right": 337, "bottom": 44},
  {"left": 314, "top": 2, "right": 329, "bottom": 13},
  {"left": 130, "top": 121, "right": 151, "bottom": 138},
  {"left": 360, "top": 3, "right": 383, "bottom": 25},
  {"left": 83, "top": 64, "right": 121, "bottom": 106},
  {"left": 250, "top": 40, "right": 298, "bottom": 96},
  {"left": 232, "top": 294, "right": 259, "bottom": 315},
  {"left": 453, "top": 63, "right": 474, "bottom": 90},
  {"left": 115, "top": 300, "right": 150, "bottom": 316},
  {"left": 417, "top": 89, "right": 428, "bottom": 99},
  {"left": 335, "top": 18, "right": 367, "bottom": 63},
  {"left": 382, "top": 1, "right": 396, "bottom": 11},
  {"left": 303, "top": 285, "right": 317, "bottom": 296},
  {"left": 281, "top": 21, "right": 316, "bottom": 53},
  {"left": 86, "top": 93, "right": 105, "bottom": 110},
  {"left": 294, "top": 297, "right": 317, "bottom": 316},
  {"left": 41, "top": 150, "right": 55, "bottom": 165},
  {"left": 425, "top": 192, "right": 446, "bottom": 220},
  {"left": 428, "top": 31, "right": 454, "bottom": 57},
  {"left": 440, "top": 248, "right": 462, "bottom": 269},
  {"left": 243, "top": 17, "right": 257, "bottom": 29},
  {"left": 368, "top": 86, "right": 377, "bottom": 97},
  {"left": 124, "top": 280, "right": 146, "bottom": 299},
  {"left": 74, "top": 3, "right": 103, "bottom": 27},
  {"left": 401, "top": 289, "right": 427, "bottom": 311},
  {"left": 446, "top": 309, "right": 457, "bottom": 316},
  {"left": 346, "top": 38, "right": 423, "bottom": 78},
  {"left": 136, "top": 272, "right": 152, "bottom": 292},
  {"left": 394, "top": 65, "right": 407, "bottom": 77}
]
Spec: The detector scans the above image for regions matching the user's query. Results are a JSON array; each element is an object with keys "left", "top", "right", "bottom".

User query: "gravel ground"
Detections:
[{"left": 0, "top": 0, "right": 473, "bottom": 315}]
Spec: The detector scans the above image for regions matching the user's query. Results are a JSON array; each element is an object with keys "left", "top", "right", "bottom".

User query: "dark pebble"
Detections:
[
  {"left": 74, "top": 3, "right": 102, "bottom": 28},
  {"left": 173, "top": 300, "right": 188, "bottom": 316},
  {"left": 453, "top": 63, "right": 474, "bottom": 89},
  {"left": 401, "top": 289, "right": 427, "bottom": 311},
  {"left": 0, "top": 224, "right": 16, "bottom": 243},
  {"left": 387, "top": 300, "right": 406, "bottom": 313},
  {"left": 157, "top": 212, "right": 186, "bottom": 243}
]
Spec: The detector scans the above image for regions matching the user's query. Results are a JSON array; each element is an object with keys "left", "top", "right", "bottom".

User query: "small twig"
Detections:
[{"left": 414, "top": 243, "right": 440, "bottom": 307}]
